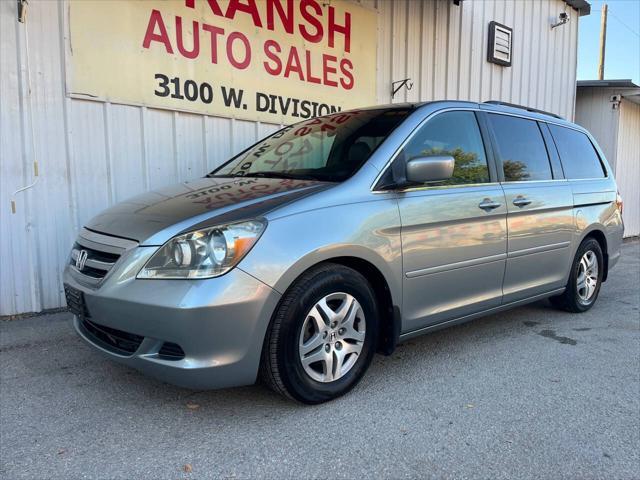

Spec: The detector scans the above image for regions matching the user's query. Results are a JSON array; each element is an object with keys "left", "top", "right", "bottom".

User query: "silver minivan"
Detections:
[{"left": 63, "top": 101, "right": 624, "bottom": 403}]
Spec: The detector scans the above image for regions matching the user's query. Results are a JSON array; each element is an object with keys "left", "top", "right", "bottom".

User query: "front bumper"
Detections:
[{"left": 63, "top": 248, "right": 281, "bottom": 390}]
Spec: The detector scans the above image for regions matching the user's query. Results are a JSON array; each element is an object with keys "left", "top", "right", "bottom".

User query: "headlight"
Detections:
[{"left": 137, "top": 220, "right": 266, "bottom": 279}]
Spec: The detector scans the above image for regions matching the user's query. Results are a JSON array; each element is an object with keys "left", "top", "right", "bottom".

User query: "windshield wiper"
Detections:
[
  {"left": 208, "top": 171, "right": 331, "bottom": 181},
  {"left": 206, "top": 173, "right": 242, "bottom": 178}
]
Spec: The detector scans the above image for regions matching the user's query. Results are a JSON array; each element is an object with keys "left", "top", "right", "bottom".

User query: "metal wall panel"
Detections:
[
  {"left": 0, "top": 0, "right": 581, "bottom": 315},
  {"left": 1, "top": 0, "right": 38, "bottom": 315},
  {"left": 616, "top": 100, "right": 640, "bottom": 238},
  {"left": 373, "top": 0, "right": 578, "bottom": 114}
]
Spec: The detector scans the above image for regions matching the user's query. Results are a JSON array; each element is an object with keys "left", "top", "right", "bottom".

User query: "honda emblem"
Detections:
[{"left": 75, "top": 249, "right": 88, "bottom": 271}]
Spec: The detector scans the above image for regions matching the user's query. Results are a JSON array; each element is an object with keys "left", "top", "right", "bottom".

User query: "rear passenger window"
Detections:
[
  {"left": 548, "top": 125, "right": 606, "bottom": 179},
  {"left": 400, "top": 111, "right": 490, "bottom": 185},
  {"left": 489, "top": 114, "right": 553, "bottom": 181}
]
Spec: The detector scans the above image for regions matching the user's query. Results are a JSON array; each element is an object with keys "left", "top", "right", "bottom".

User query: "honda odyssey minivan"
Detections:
[{"left": 64, "top": 101, "right": 624, "bottom": 404}]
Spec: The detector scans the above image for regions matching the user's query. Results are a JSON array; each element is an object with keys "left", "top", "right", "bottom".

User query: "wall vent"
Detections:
[{"left": 488, "top": 21, "right": 513, "bottom": 67}]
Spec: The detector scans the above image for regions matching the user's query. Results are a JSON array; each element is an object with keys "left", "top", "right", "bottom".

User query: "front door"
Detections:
[
  {"left": 486, "top": 113, "right": 574, "bottom": 303},
  {"left": 394, "top": 110, "right": 508, "bottom": 332}
]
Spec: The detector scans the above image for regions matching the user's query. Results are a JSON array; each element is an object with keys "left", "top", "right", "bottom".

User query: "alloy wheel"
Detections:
[
  {"left": 576, "top": 250, "right": 599, "bottom": 303},
  {"left": 298, "top": 292, "right": 366, "bottom": 383}
]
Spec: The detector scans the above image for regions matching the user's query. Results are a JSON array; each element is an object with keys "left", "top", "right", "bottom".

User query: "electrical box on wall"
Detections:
[{"left": 488, "top": 21, "right": 513, "bottom": 67}]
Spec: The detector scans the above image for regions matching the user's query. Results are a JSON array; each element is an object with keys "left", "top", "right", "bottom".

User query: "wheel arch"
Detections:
[
  {"left": 321, "top": 256, "right": 400, "bottom": 356},
  {"left": 271, "top": 253, "right": 402, "bottom": 356}
]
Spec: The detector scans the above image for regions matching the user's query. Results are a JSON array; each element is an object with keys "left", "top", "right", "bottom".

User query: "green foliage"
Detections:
[
  {"left": 419, "top": 146, "right": 489, "bottom": 185},
  {"left": 502, "top": 160, "right": 530, "bottom": 181}
]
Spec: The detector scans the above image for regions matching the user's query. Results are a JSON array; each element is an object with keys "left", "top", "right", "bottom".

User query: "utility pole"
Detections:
[{"left": 598, "top": 3, "right": 608, "bottom": 80}]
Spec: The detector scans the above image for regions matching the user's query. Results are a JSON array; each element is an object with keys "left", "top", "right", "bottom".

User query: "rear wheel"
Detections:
[
  {"left": 260, "top": 264, "right": 378, "bottom": 404},
  {"left": 551, "top": 238, "right": 604, "bottom": 313}
]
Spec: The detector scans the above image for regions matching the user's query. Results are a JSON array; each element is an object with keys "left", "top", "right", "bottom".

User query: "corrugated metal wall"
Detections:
[
  {"left": 0, "top": 0, "right": 580, "bottom": 315},
  {"left": 371, "top": 0, "right": 579, "bottom": 115},
  {"left": 616, "top": 99, "right": 640, "bottom": 237}
]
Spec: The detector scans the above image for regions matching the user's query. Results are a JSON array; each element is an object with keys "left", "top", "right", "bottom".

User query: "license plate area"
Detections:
[{"left": 64, "top": 284, "right": 89, "bottom": 319}]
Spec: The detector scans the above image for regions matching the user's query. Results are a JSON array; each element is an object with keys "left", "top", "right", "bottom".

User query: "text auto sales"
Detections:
[{"left": 142, "top": 0, "right": 355, "bottom": 117}]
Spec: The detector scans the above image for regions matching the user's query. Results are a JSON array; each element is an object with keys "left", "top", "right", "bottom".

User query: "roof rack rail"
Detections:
[{"left": 483, "top": 100, "right": 564, "bottom": 120}]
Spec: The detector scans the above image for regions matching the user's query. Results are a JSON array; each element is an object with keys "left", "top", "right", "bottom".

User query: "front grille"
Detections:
[
  {"left": 70, "top": 242, "right": 121, "bottom": 280},
  {"left": 68, "top": 229, "right": 138, "bottom": 287},
  {"left": 158, "top": 342, "right": 185, "bottom": 361},
  {"left": 79, "top": 317, "right": 144, "bottom": 356}
]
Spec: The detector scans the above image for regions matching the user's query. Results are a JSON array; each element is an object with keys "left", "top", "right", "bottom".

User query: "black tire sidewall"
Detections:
[{"left": 276, "top": 266, "right": 379, "bottom": 404}]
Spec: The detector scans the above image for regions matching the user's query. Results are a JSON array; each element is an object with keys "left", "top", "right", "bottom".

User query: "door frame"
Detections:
[
  {"left": 374, "top": 107, "right": 509, "bottom": 331},
  {"left": 480, "top": 110, "right": 575, "bottom": 303}
]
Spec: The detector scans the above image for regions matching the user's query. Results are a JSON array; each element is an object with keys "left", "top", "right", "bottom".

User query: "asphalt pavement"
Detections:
[{"left": 1, "top": 240, "right": 639, "bottom": 479}]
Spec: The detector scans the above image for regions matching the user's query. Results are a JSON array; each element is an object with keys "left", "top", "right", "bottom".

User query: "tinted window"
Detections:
[
  {"left": 549, "top": 125, "right": 606, "bottom": 179},
  {"left": 211, "top": 109, "right": 410, "bottom": 182},
  {"left": 489, "top": 114, "right": 553, "bottom": 181},
  {"left": 400, "top": 111, "right": 490, "bottom": 185}
]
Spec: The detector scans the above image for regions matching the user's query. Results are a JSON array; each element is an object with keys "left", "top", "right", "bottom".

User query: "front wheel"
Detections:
[
  {"left": 260, "top": 264, "right": 379, "bottom": 404},
  {"left": 551, "top": 238, "right": 604, "bottom": 313}
]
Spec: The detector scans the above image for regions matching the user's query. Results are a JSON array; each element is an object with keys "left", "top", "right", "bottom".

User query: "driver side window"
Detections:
[{"left": 401, "top": 111, "right": 490, "bottom": 185}]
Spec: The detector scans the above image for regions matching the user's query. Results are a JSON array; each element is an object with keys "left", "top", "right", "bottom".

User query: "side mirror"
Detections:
[{"left": 405, "top": 155, "right": 455, "bottom": 184}]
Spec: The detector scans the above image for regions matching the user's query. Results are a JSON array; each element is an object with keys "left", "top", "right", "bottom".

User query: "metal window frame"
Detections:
[{"left": 370, "top": 106, "right": 611, "bottom": 193}]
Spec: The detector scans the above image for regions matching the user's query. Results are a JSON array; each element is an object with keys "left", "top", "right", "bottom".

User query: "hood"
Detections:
[{"left": 85, "top": 176, "right": 331, "bottom": 245}]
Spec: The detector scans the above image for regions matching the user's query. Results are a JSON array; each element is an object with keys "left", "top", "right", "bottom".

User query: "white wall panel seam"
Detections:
[
  {"left": 403, "top": 0, "right": 409, "bottom": 103},
  {"left": 103, "top": 102, "right": 115, "bottom": 206},
  {"left": 569, "top": 6, "right": 578, "bottom": 118},
  {"left": 57, "top": 1, "right": 77, "bottom": 244},
  {"left": 140, "top": 107, "right": 150, "bottom": 191},
  {"left": 2, "top": 4, "right": 22, "bottom": 313},
  {"left": 201, "top": 115, "right": 208, "bottom": 173},
  {"left": 488, "top": 0, "right": 496, "bottom": 101},
  {"left": 6, "top": 12, "right": 20, "bottom": 313},
  {"left": 417, "top": 0, "right": 424, "bottom": 100},
  {"left": 16, "top": 12, "right": 41, "bottom": 313},
  {"left": 171, "top": 111, "right": 179, "bottom": 180}
]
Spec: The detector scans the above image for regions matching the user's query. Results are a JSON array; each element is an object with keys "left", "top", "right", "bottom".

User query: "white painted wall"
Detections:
[{"left": 0, "top": 0, "right": 581, "bottom": 315}]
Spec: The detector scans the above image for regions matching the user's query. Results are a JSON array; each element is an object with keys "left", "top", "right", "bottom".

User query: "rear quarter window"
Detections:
[{"left": 548, "top": 125, "right": 606, "bottom": 179}]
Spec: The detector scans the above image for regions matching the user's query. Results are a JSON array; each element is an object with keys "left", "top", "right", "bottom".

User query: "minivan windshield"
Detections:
[{"left": 210, "top": 108, "right": 412, "bottom": 182}]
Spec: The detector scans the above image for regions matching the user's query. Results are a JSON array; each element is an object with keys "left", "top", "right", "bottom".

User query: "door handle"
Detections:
[
  {"left": 512, "top": 196, "right": 532, "bottom": 207},
  {"left": 478, "top": 198, "right": 502, "bottom": 211}
]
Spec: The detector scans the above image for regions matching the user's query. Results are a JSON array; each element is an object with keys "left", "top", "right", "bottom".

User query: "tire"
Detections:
[
  {"left": 550, "top": 238, "right": 604, "bottom": 313},
  {"left": 260, "top": 263, "right": 379, "bottom": 404}
]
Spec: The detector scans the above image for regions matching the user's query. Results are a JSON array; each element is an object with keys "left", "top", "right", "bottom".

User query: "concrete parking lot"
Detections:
[{"left": 1, "top": 240, "right": 638, "bottom": 479}]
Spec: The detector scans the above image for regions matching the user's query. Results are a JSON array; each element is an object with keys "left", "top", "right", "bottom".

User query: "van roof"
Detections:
[
  {"left": 372, "top": 100, "right": 575, "bottom": 127},
  {"left": 476, "top": 101, "right": 581, "bottom": 128}
]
